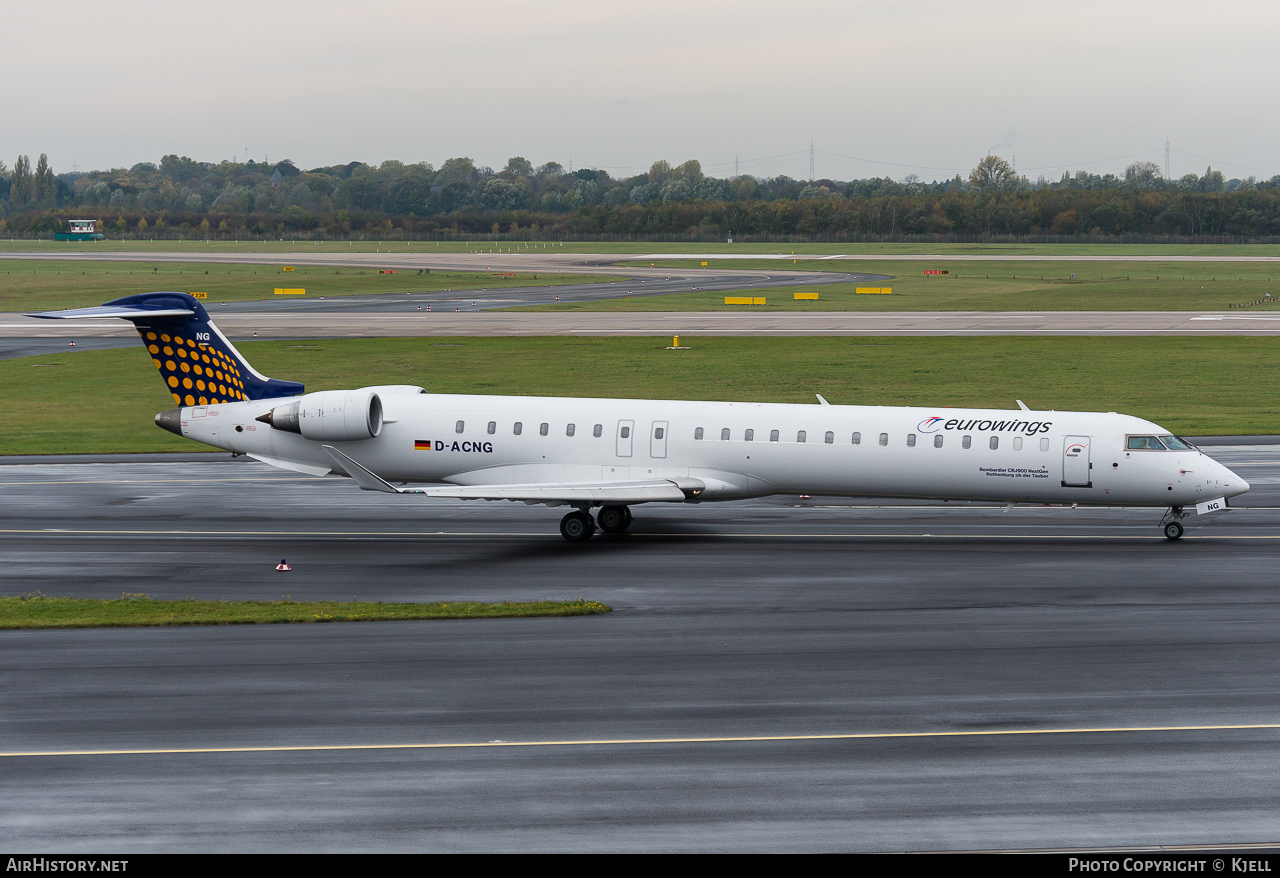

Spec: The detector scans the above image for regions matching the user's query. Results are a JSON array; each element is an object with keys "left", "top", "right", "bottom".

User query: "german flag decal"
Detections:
[{"left": 415, "top": 440, "right": 434, "bottom": 450}]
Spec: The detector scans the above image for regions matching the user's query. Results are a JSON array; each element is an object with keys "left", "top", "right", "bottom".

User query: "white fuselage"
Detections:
[{"left": 174, "top": 391, "right": 1248, "bottom": 508}]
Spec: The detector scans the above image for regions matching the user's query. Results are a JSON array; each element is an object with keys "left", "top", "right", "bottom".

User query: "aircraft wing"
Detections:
[
  {"left": 322, "top": 446, "right": 691, "bottom": 504},
  {"left": 27, "top": 305, "right": 196, "bottom": 319}
]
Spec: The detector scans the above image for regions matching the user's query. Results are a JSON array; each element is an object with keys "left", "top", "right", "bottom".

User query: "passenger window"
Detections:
[
  {"left": 824, "top": 431, "right": 834, "bottom": 444},
  {"left": 989, "top": 436, "right": 999, "bottom": 450},
  {"left": 934, "top": 434, "right": 943, "bottom": 448},
  {"left": 906, "top": 433, "right": 916, "bottom": 447},
  {"left": 566, "top": 423, "right": 575, "bottom": 437},
  {"left": 797, "top": 430, "right": 806, "bottom": 443},
  {"left": 620, "top": 426, "right": 630, "bottom": 438},
  {"left": 721, "top": 428, "right": 730, "bottom": 440},
  {"left": 744, "top": 429, "right": 754, "bottom": 441},
  {"left": 539, "top": 422, "right": 549, "bottom": 436},
  {"left": 1040, "top": 437, "right": 1049, "bottom": 452},
  {"left": 962, "top": 435, "right": 972, "bottom": 449},
  {"left": 456, "top": 420, "right": 465, "bottom": 434},
  {"left": 593, "top": 424, "right": 602, "bottom": 437},
  {"left": 770, "top": 429, "right": 779, "bottom": 442},
  {"left": 878, "top": 433, "right": 888, "bottom": 446},
  {"left": 1013, "top": 436, "right": 1023, "bottom": 451},
  {"left": 487, "top": 421, "right": 496, "bottom": 435},
  {"left": 695, "top": 427, "right": 704, "bottom": 440},
  {"left": 655, "top": 426, "right": 664, "bottom": 439},
  {"left": 514, "top": 421, "right": 522, "bottom": 435},
  {"left": 852, "top": 432, "right": 861, "bottom": 445}
]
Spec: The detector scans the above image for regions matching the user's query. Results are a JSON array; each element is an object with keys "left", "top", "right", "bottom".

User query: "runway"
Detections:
[
  {"left": 7, "top": 311, "right": 1280, "bottom": 352},
  {"left": 2, "top": 446, "right": 1279, "bottom": 851}
]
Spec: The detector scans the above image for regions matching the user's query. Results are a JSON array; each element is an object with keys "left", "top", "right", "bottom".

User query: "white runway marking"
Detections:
[{"left": 4, "top": 722, "right": 1279, "bottom": 759}]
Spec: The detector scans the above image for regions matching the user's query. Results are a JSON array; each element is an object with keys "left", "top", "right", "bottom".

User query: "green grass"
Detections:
[
  {"left": 520, "top": 259, "right": 1280, "bottom": 312},
  {"left": 0, "top": 593, "right": 610, "bottom": 629},
  {"left": 4, "top": 336, "right": 1279, "bottom": 453},
  {"left": 1, "top": 240, "right": 1280, "bottom": 256},
  {"left": 0, "top": 259, "right": 614, "bottom": 312}
]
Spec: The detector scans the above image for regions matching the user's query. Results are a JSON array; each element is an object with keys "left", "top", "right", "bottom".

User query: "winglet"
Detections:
[
  {"left": 321, "top": 446, "right": 403, "bottom": 493},
  {"left": 816, "top": 394, "right": 830, "bottom": 406},
  {"left": 1016, "top": 399, "right": 1030, "bottom": 411}
]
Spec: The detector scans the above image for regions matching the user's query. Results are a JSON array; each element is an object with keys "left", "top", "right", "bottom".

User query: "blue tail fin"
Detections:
[{"left": 29, "top": 292, "right": 304, "bottom": 405}]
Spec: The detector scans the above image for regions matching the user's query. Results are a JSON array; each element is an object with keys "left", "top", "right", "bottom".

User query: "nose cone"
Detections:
[{"left": 1220, "top": 462, "right": 1249, "bottom": 499}]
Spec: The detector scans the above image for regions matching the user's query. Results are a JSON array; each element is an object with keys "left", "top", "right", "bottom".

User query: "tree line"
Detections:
[{"left": 2, "top": 152, "right": 1280, "bottom": 240}]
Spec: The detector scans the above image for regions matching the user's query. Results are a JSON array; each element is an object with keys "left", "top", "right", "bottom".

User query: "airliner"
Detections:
[{"left": 32, "top": 292, "right": 1249, "bottom": 541}]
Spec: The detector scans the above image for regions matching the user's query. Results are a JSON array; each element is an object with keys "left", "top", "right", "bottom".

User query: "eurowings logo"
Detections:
[{"left": 917, "top": 417, "right": 945, "bottom": 433}]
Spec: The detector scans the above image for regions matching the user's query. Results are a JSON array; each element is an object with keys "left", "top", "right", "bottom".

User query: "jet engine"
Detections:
[{"left": 257, "top": 389, "right": 383, "bottom": 441}]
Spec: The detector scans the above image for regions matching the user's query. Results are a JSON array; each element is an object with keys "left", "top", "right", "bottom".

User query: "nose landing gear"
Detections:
[{"left": 1160, "top": 506, "right": 1187, "bottom": 540}]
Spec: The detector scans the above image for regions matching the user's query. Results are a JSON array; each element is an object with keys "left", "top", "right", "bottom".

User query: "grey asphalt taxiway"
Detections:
[
  {"left": 9, "top": 311, "right": 1280, "bottom": 358},
  {"left": 2, "top": 446, "right": 1279, "bottom": 851}
]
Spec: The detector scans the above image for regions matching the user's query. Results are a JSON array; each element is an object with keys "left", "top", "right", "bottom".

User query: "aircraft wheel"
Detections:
[
  {"left": 1163, "top": 521, "right": 1184, "bottom": 541},
  {"left": 560, "top": 511, "right": 595, "bottom": 542},
  {"left": 597, "top": 505, "right": 631, "bottom": 534}
]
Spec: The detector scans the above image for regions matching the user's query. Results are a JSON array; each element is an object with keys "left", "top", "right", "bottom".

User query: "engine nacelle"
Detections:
[{"left": 257, "top": 389, "right": 383, "bottom": 441}]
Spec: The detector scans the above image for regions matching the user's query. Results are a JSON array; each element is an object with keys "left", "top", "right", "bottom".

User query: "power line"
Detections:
[{"left": 1170, "top": 147, "right": 1271, "bottom": 176}]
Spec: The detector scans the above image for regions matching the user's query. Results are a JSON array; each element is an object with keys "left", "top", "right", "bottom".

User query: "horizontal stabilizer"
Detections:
[
  {"left": 27, "top": 304, "right": 195, "bottom": 320},
  {"left": 248, "top": 453, "right": 333, "bottom": 478},
  {"left": 321, "top": 446, "right": 691, "bottom": 504}
]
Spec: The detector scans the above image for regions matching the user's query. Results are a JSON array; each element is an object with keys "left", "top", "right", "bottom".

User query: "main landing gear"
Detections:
[
  {"left": 559, "top": 505, "right": 633, "bottom": 542},
  {"left": 596, "top": 505, "right": 633, "bottom": 534},
  {"left": 1160, "top": 506, "right": 1187, "bottom": 541}
]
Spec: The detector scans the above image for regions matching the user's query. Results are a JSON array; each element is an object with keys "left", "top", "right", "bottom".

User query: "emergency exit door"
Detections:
[
  {"left": 616, "top": 420, "right": 634, "bottom": 458},
  {"left": 650, "top": 420, "right": 668, "bottom": 459}
]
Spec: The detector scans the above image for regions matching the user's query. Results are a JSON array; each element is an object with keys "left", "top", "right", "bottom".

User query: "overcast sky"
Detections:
[{"left": 6, "top": 0, "right": 1277, "bottom": 182}]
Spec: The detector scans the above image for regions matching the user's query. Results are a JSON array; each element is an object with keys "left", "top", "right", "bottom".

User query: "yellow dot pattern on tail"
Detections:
[{"left": 137, "top": 327, "right": 248, "bottom": 406}]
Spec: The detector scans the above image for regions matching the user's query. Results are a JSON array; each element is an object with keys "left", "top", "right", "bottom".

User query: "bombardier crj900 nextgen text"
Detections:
[{"left": 33, "top": 292, "right": 1249, "bottom": 541}]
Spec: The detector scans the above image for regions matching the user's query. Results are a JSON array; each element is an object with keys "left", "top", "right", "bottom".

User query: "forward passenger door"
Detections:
[{"left": 1062, "top": 436, "right": 1092, "bottom": 487}]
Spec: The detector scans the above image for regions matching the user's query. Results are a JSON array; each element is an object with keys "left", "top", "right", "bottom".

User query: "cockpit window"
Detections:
[
  {"left": 1159, "top": 435, "right": 1193, "bottom": 451},
  {"left": 1127, "top": 435, "right": 1167, "bottom": 450}
]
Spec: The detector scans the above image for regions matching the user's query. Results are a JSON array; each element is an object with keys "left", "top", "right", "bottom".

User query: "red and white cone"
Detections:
[
  {"left": 68, "top": 341, "right": 76, "bottom": 347},
  {"left": 276, "top": 559, "right": 291, "bottom": 572}
]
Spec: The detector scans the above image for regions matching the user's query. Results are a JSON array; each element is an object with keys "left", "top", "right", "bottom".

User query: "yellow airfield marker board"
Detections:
[
  {"left": 274, "top": 288, "right": 306, "bottom": 295},
  {"left": 190, "top": 292, "right": 207, "bottom": 300},
  {"left": 725, "top": 296, "right": 766, "bottom": 305},
  {"left": 794, "top": 292, "right": 819, "bottom": 300},
  {"left": 282, "top": 266, "right": 296, "bottom": 272},
  {"left": 856, "top": 287, "right": 892, "bottom": 295}
]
